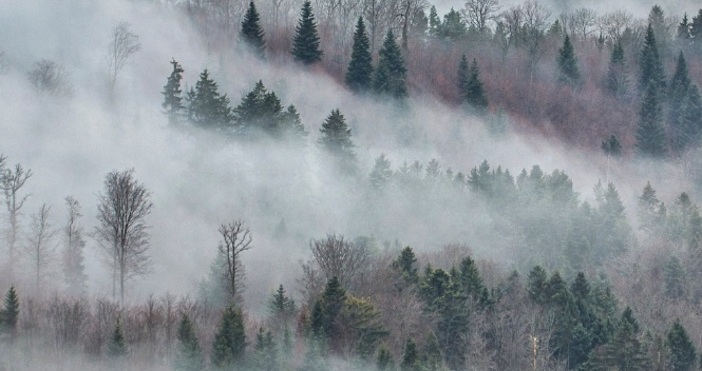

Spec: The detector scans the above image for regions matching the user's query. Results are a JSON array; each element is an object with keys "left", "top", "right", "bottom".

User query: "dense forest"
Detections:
[{"left": 3, "top": 0, "right": 702, "bottom": 370}]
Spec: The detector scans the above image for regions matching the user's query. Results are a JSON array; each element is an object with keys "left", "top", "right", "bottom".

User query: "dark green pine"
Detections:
[
  {"left": 318, "top": 109, "right": 357, "bottom": 173},
  {"left": 373, "top": 30, "right": 407, "bottom": 99},
  {"left": 240, "top": 1, "right": 266, "bottom": 59},
  {"left": 174, "top": 314, "right": 203, "bottom": 371},
  {"left": 557, "top": 34, "right": 580, "bottom": 86},
  {"left": 677, "top": 85, "right": 702, "bottom": 151},
  {"left": 162, "top": 58, "right": 184, "bottom": 124},
  {"left": 457, "top": 55, "right": 469, "bottom": 101},
  {"left": 2, "top": 286, "right": 19, "bottom": 335},
  {"left": 636, "top": 83, "right": 667, "bottom": 157},
  {"left": 668, "top": 51, "right": 696, "bottom": 154},
  {"left": 188, "top": 69, "right": 234, "bottom": 130},
  {"left": 400, "top": 338, "right": 420, "bottom": 371},
  {"left": 639, "top": 24, "right": 666, "bottom": 94},
  {"left": 606, "top": 41, "right": 628, "bottom": 96},
  {"left": 464, "top": 58, "right": 488, "bottom": 112},
  {"left": 107, "top": 319, "right": 128, "bottom": 358},
  {"left": 211, "top": 306, "right": 247, "bottom": 368},
  {"left": 292, "top": 1, "right": 322, "bottom": 65},
  {"left": 601, "top": 135, "right": 622, "bottom": 157},
  {"left": 345, "top": 17, "right": 373, "bottom": 93},
  {"left": 667, "top": 320, "right": 697, "bottom": 371}
]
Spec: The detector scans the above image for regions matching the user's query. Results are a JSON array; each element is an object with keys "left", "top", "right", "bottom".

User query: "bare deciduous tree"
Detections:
[
  {"left": 63, "top": 196, "right": 87, "bottom": 295},
  {"left": 95, "top": 169, "right": 153, "bottom": 305},
  {"left": 0, "top": 160, "right": 32, "bottom": 281},
  {"left": 27, "top": 59, "right": 73, "bottom": 96},
  {"left": 463, "top": 0, "right": 499, "bottom": 33},
  {"left": 27, "top": 204, "right": 57, "bottom": 299},
  {"left": 566, "top": 8, "right": 597, "bottom": 40},
  {"left": 108, "top": 22, "right": 141, "bottom": 89},
  {"left": 218, "top": 221, "right": 253, "bottom": 304}
]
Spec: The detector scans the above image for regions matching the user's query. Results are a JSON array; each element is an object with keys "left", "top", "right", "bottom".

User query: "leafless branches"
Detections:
[
  {"left": 27, "top": 59, "right": 73, "bottom": 97},
  {"left": 108, "top": 22, "right": 141, "bottom": 89},
  {"left": 28, "top": 204, "right": 57, "bottom": 299},
  {"left": 218, "top": 221, "right": 253, "bottom": 304},
  {"left": 463, "top": 0, "right": 499, "bottom": 33},
  {"left": 0, "top": 161, "right": 32, "bottom": 281},
  {"left": 95, "top": 169, "right": 153, "bottom": 305}
]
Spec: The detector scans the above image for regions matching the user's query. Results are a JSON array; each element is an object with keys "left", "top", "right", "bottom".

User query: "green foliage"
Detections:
[
  {"left": 187, "top": 69, "right": 234, "bottom": 130},
  {"left": 428, "top": 6, "right": 441, "bottom": 37},
  {"left": 318, "top": 109, "right": 357, "bottom": 173},
  {"left": 162, "top": 59, "right": 185, "bottom": 124},
  {"left": 438, "top": 8, "right": 466, "bottom": 40},
  {"left": 557, "top": 34, "right": 580, "bottom": 86},
  {"left": 269, "top": 284, "right": 296, "bottom": 325},
  {"left": 346, "top": 17, "right": 373, "bottom": 93},
  {"left": 310, "top": 276, "right": 346, "bottom": 343},
  {"left": 233, "top": 81, "right": 307, "bottom": 141},
  {"left": 373, "top": 30, "right": 407, "bottom": 99},
  {"left": 639, "top": 24, "right": 666, "bottom": 94},
  {"left": 292, "top": 1, "right": 322, "bottom": 65},
  {"left": 2, "top": 286, "right": 19, "bottom": 335},
  {"left": 458, "top": 57, "right": 488, "bottom": 113},
  {"left": 376, "top": 345, "right": 394, "bottom": 370},
  {"left": 211, "top": 306, "right": 247, "bottom": 368},
  {"left": 527, "top": 266, "right": 549, "bottom": 304},
  {"left": 602, "top": 135, "right": 622, "bottom": 157},
  {"left": 107, "top": 319, "right": 127, "bottom": 358},
  {"left": 606, "top": 41, "right": 628, "bottom": 96},
  {"left": 401, "top": 338, "right": 420, "bottom": 371},
  {"left": 175, "top": 315, "right": 204, "bottom": 371},
  {"left": 664, "top": 256, "right": 686, "bottom": 300},
  {"left": 667, "top": 320, "right": 697, "bottom": 371},
  {"left": 421, "top": 333, "right": 443, "bottom": 371},
  {"left": 369, "top": 153, "right": 393, "bottom": 192},
  {"left": 240, "top": 1, "right": 266, "bottom": 59},
  {"left": 252, "top": 327, "right": 278, "bottom": 370},
  {"left": 392, "top": 246, "right": 419, "bottom": 284},
  {"left": 636, "top": 83, "right": 667, "bottom": 157},
  {"left": 340, "top": 295, "right": 388, "bottom": 360}
]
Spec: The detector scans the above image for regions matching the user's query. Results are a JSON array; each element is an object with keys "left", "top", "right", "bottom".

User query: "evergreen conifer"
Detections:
[
  {"left": 636, "top": 83, "right": 667, "bottom": 157},
  {"left": 240, "top": 1, "right": 266, "bottom": 59},
  {"left": 318, "top": 109, "right": 357, "bottom": 173},
  {"left": 162, "top": 59, "right": 185, "bottom": 124},
  {"left": 373, "top": 30, "right": 407, "bottom": 99},
  {"left": 345, "top": 17, "right": 373, "bottom": 93},
  {"left": 292, "top": 1, "right": 322, "bottom": 65},
  {"left": 557, "top": 34, "right": 580, "bottom": 86}
]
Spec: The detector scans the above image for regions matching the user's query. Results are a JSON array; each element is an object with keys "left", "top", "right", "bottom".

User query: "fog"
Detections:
[{"left": 0, "top": 0, "right": 694, "bottom": 307}]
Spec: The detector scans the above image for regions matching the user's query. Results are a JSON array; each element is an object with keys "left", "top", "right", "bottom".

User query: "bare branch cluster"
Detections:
[{"left": 217, "top": 221, "right": 252, "bottom": 303}]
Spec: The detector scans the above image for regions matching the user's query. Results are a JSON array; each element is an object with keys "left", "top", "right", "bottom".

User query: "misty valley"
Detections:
[{"left": 2, "top": 0, "right": 702, "bottom": 370}]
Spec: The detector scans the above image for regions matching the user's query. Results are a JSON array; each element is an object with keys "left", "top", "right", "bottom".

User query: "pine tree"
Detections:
[
  {"left": 280, "top": 104, "right": 308, "bottom": 143},
  {"left": 664, "top": 256, "right": 686, "bottom": 300},
  {"left": 175, "top": 314, "right": 204, "bottom": 371},
  {"left": 240, "top": 1, "right": 266, "bottom": 59},
  {"left": 422, "top": 333, "right": 443, "bottom": 371},
  {"left": 457, "top": 54, "right": 469, "bottom": 101},
  {"left": 162, "top": 58, "right": 185, "bottom": 124},
  {"left": 606, "top": 41, "right": 628, "bottom": 96},
  {"left": 377, "top": 345, "right": 394, "bottom": 370},
  {"left": 311, "top": 276, "right": 346, "bottom": 341},
  {"left": 674, "top": 84, "right": 702, "bottom": 154},
  {"left": 602, "top": 135, "right": 622, "bottom": 157},
  {"left": 668, "top": 51, "right": 692, "bottom": 153},
  {"left": 392, "top": 246, "right": 419, "bottom": 285},
  {"left": 269, "top": 284, "right": 297, "bottom": 329},
  {"left": 636, "top": 83, "right": 667, "bottom": 157},
  {"left": 373, "top": 30, "right": 407, "bottom": 99},
  {"left": 318, "top": 109, "right": 357, "bottom": 173},
  {"left": 212, "top": 306, "right": 247, "bottom": 368},
  {"left": 2, "top": 286, "right": 19, "bottom": 336},
  {"left": 187, "top": 69, "right": 234, "bottom": 130},
  {"left": 667, "top": 320, "right": 697, "bottom": 371},
  {"left": 462, "top": 58, "right": 488, "bottom": 113},
  {"left": 639, "top": 24, "right": 666, "bottom": 94},
  {"left": 439, "top": 8, "right": 467, "bottom": 40},
  {"left": 557, "top": 34, "right": 580, "bottom": 86},
  {"left": 252, "top": 327, "right": 278, "bottom": 370},
  {"left": 292, "top": 1, "right": 322, "bottom": 65},
  {"left": 678, "top": 13, "right": 690, "bottom": 39},
  {"left": 400, "top": 338, "right": 420, "bottom": 371},
  {"left": 107, "top": 319, "right": 128, "bottom": 358},
  {"left": 346, "top": 17, "right": 373, "bottom": 93},
  {"left": 369, "top": 153, "right": 393, "bottom": 192},
  {"left": 570, "top": 272, "right": 590, "bottom": 301},
  {"left": 691, "top": 10, "right": 702, "bottom": 41}
]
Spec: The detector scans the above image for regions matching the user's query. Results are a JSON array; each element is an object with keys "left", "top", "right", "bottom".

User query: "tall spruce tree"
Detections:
[
  {"left": 636, "top": 83, "right": 667, "bottom": 157},
  {"left": 639, "top": 24, "right": 666, "bottom": 95},
  {"left": 606, "top": 41, "right": 628, "bottom": 96},
  {"left": 107, "top": 319, "right": 128, "bottom": 358},
  {"left": 400, "top": 338, "right": 420, "bottom": 371},
  {"left": 462, "top": 58, "right": 488, "bottom": 113},
  {"left": 346, "top": 17, "right": 373, "bottom": 93},
  {"left": 318, "top": 109, "right": 357, "bottom": 173},
  {"left": 677, "top": 84, "right": 702, "bottom": 151},
  {"left": 557, "top": 34, "right": 580, "bottom": 86},
  {"left": 175, "top": 314, "right": 204, "bottom": 371},
  {"left": 292, "top": 1, "right": 322, "bottom": 65},
  {"left": 668, "top": 51, "right": 702, "bottom": 154},
  {"left": 162, "top": 59, "right": 185, "bottom": 124},
  {"left": 373, "top": 30, "right": 407, "bottom": 99},
  {"left": 667, "top": 320, "right": 696, "bottom": 371},
  {"left": 187, "top": 69, "right": 234, "bottom": 130},
  {"left": 678, "top": 13, "right": 691, "bottom": 40},
  {"left": 212, "top": 306, "right": 247, "bottom": 368},
  {"left": 240, "top": 1, "right": 266, "bottom": 59},
  {"left": 2, "top": 286, "right": 19, "bottom": 336}
]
